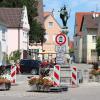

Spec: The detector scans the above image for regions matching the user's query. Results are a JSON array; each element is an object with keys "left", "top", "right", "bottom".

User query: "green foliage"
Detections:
[
  {"left": 96, "top": 36, "right": 100, "bottom": 60},
  {"left": 69, "top": 48, "right": 74, "bottom": 54},
  {"left": 0, "top": 67, "right": 5, "bottom": 75},
  {"left": 0, "top": 0, "right": 46, "bottom": 44},
  {"left": 9, "top": 50, "right": 21, "bottom": 63},
  {"left": 29, "top": 19, "right": 46, "bottom": 43}
]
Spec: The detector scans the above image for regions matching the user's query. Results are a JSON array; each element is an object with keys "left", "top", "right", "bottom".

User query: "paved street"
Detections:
[
  {"left": 0, "top": 76, "right": 100, "bottom": 100},
  {"left": 0, "top": 63, "right": 100, "bottom": 100}
]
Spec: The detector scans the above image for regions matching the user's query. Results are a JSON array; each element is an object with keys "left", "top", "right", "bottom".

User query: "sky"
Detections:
[{"left": 43, "top": 0, "right": 100, "bottom": 40}]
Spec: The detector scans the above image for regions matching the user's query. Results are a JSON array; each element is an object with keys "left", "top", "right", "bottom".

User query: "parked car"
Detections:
[{"left": 19, "top": 59, "right": 41, "bottom": 75}]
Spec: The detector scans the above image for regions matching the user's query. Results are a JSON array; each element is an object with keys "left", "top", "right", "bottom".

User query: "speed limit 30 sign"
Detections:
[{"left": 55, "top": 33, "right": 67, "bottom": 46}]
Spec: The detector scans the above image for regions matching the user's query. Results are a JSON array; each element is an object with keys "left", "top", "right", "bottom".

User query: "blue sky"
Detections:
[{"left": 43, "top": 0, "right": 100, "bottom": 40}]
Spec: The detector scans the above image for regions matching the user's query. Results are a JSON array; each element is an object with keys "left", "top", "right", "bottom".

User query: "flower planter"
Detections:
[
  {"left": 28, "top": 76, "right": 53, "bottom": 92},
  {"left": 0, "top": 77, "right": 11, "bottom": 90},
  {"left": 30, "top": 84, "right": 37, "bottom": 91},
  {"left": 0, "top": 83, "right": 11, "bottom": 90},
  {"left": 29, "top": 84, "right": 50, "bottom": 92}
]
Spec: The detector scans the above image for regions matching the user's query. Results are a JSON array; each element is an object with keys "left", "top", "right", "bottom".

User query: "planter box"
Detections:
[
  {"left": 95, "top": 75, "right": 100, "bottom": 82},
  {"left": 30, "top": 85, "right": 37, "bottom": 91},
  {"left": 29, "top": 84, "right": 50, "bottom": 92},
  {"left": 29, "top": 85, "right": 68, "bottom": 92},
  {"left": 0, "top": 83, "right": 11, "bottom": 90}
]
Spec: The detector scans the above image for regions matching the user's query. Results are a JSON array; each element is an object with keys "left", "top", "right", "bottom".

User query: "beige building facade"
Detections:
[{"left": 43, "top": 12, "right": 62, "bottom": 60}]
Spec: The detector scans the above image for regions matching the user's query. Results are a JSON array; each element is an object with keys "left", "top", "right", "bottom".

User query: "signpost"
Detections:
[
  {"left": 55, "top": 45, "right": 66, "bottom": 53},
  {"left": 55, "top": 33, "right": 66, "bottom": 46},
  {"left": 55, "top": 33, "right": 67, "bottom": 64}
]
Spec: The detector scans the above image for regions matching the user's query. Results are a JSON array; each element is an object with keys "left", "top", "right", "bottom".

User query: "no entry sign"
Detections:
[{"left": 55, "top": 33, "right": 67, "bottom": 46}]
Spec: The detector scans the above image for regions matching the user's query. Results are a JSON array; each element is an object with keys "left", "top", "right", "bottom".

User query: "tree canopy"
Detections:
[
  {"left": 9, "top": 50, "right": 21, "bottom": 63},
  {"left": 0, "top": 0, "right": 46, "bottom": 44}
]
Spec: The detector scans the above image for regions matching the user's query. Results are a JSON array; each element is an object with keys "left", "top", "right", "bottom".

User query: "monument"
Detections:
[
  {"left": 60, "top": 5, "right": 69, "bottom": 29},
  {"left": 59, "top": 5, "right": 70, "bottom": 64}
]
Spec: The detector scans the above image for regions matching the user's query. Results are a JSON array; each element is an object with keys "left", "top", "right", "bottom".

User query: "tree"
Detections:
[
  {"left": 9, "top": 50, "right": 21, "bottom": 63},
  {"left": 0, "top": 0, "right": 46, "bottom": 45},
  {"left": 96, "top": 36, "right": 100, "bottom": 61},
  {"left": 29, "top": 19, "right": 46, "bottom": 44}
]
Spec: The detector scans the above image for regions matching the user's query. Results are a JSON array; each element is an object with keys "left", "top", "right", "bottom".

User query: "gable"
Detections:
[
  {"left": 44, "top": 14, "right": 61, "bottom": 29},
  {"left": 21, "top": 6, "right": 30, "bottom": 31}
]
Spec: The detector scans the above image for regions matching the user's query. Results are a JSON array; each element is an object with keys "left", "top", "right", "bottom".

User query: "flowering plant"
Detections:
[
  {"left": 28, "top": 77, "right": 53, "bottom": 87},
  {"left": 28, "top": 77, "right": 38, "bottom": 85},
  {"left": 0, "top": 77, "right": 11, "bottom": 85},
  {"left": 43, "top": 78, "right": 53, "bottom": 87}
]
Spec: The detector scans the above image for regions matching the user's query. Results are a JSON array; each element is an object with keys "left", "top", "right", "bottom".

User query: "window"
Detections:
[
  {"left": 23, "top": 41, "right": 27, "bottom": 49},
  {"left": 23, "top": 32, "right": 27, "bottom": 38},
  {"left": 48, "top": 22, "right": 53, "bottom": 28},
  {"left": 91, "top": 49, "right": 96, "bottom": 56},
  {"left": 2, "top": 29, "right": 5, "bottom": 41},
  {"left": 92, "top": 36, "right": 96, "bottom": 43}
]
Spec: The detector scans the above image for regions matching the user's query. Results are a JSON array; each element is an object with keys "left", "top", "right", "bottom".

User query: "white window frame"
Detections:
[
  {"left": 48, "top": 22, "right": 53, "bottom": 28},
  {"left": 92, "top": 36, "right": 96, "bottom": 43},
  {"left": 2, "top": 29, "right": 6, "bottom": 41}
]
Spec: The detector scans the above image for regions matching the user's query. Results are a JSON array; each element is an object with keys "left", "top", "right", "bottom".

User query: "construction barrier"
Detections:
[
  {"left": 50, "top": 65, "right": 79, "bottom": 87},
  {"left": 60, "top": 65, "right": 72, "bottom": 86},
  {"left": 53, "top": 65, "right": 60, "bottom": 86},
  {"left": 11, "top": 66, "right": 16, "bottom": 84},
  {"left": 71, "top": 66, "right": 78, "bottom": 87},
  {"left": 16, "top": 64, "right": 21, "bottom": 74}
]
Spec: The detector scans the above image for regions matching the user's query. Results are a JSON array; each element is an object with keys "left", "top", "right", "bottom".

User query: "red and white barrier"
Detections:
[
  {"left": 71, "top": 66, "right": 78, "bottom": 87},
  {"left": 16, "top": 64, "right": 20, "bottom": 74},
  {"left": 11, "top": 66, "right": 16, "bottom": 84},
  {"left": 53, "top": 65, "right": 60, "bottom": 86}
]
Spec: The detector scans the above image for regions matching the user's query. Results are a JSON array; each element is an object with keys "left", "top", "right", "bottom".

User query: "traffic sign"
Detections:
[
  {"left": 56, "top": 52, "right": 64, "bottom": 58},
  {"left": 55, "top": 45, "right": 66, "bottom": 53},
  {"left": 56, "top": 53, "right": 65, "bottom": 64},
  {"left": 56, "top": 57, "right": 64, "bottom": 64},
  {"left": 55, "top": 33, "right": 67, "bottom": 46}
]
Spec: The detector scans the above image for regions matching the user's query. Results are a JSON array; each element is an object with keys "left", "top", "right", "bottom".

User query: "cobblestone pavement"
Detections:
[{"left": 0, "top": 63, "right": 100, "bottom": 100}]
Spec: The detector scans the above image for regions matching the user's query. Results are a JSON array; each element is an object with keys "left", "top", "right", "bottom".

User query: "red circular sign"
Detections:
[{"left": 55, "top": 33, "right": 67, "bottom": 46}]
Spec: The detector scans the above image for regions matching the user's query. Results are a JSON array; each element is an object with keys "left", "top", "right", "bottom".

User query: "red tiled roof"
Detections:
[
  {"left": 83, "top": 15, "right": 100, "bottom": 29},
  {"left": 44, "top": 12, "right": 52, "bottom": 19},
  {"left": 75, "top": 12, "right": 100, "bottom": 36},
  {"left": 0, "top": 18, "right": 6, "bottom": 26},
  {"left": 0, "top": 8, "right": 23, "bottom": 28}
]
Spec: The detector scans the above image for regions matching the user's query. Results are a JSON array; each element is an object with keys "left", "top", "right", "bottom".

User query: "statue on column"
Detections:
[{"left": 60, "top": 5, "right": 69, "bottom": 28}]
